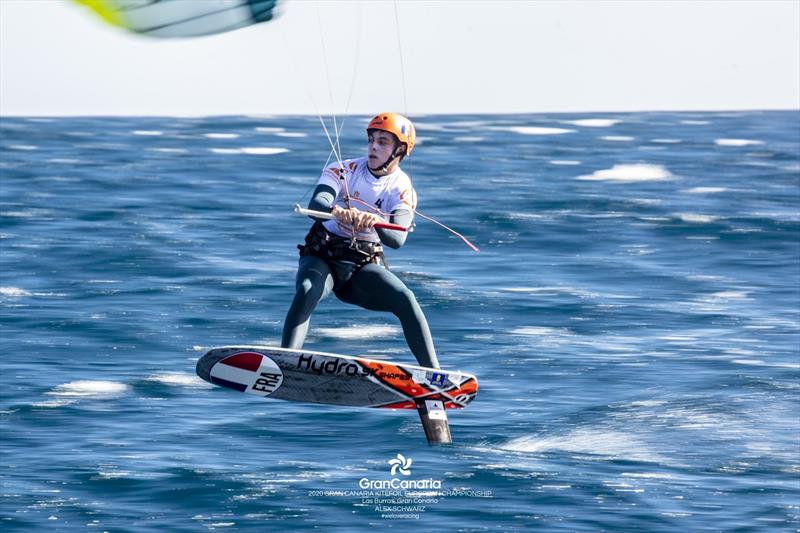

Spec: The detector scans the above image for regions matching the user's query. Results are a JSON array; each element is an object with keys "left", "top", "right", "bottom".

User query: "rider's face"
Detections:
[{"left": 367, "top": 130, "right": 402, "bottom": 170}]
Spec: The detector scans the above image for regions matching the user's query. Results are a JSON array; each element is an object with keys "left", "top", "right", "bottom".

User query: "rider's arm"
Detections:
[
  {"left": 376, "top": 209, "right": 412, "bottom": 249},
  {"left": 307, "top": 184, "right": 337, "bottom": 219}
]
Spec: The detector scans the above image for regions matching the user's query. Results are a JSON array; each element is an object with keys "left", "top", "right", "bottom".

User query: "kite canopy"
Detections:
[{"left": 75, "top": 0, "right": 278, "bottom": 38}]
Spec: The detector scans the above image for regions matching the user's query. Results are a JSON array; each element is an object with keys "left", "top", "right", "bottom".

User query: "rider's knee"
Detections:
[
  {"left": 297, "top": 278, "right": 322, "bottom": 299},
  {"left": 392, "top": 286, "right": 419, "bottom": 313}
]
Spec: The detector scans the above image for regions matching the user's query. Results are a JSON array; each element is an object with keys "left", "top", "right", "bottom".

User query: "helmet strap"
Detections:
[{"left": 371, "top": 144, "right": 405, "bottom": 174}]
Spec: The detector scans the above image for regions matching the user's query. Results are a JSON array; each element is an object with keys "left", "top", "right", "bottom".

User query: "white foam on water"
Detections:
[
  {"left": 240, "top": 147, "right": 289, "bottom": 155},
  {"left": 96, "top": 470, "right": 134, "bottom": 479},
  {"left": 147, "top": 148, "right": 189, "bottom": 154},
  {"left": 715, "top": 138, "right": 764, "bottom": 147},
  {"left": 651, "top": 138, "right": 682, "bottom": 144},
  {"left": 680, "top": 119, "right": 710, "bottom": 125},
  {"left": 454, "top": 136, "right": 484, "bottom": 143},
  {"left": 145, "top": 372, "right": 213, "bottom": 388},
  {"left": 501, "top": 429, "right": 660, "bottom": 462},
  {"left": 500, "top": 286, "right": 598, "bottom": 298},
  {"left": 47, "top": 158, "right": 83, "bottom": 164},
  {"left": 632, "top": 198, "right": 661, "bottom": 206},
  {"left": 577, "top": 164, "right": 673, "bottom": 182},
  {"left": 626, "top": 400, "right": 668, "bottom": 408},
  {"left": 209, "top": 147, "right": 289, "bottom": 155},
  {"left": 275, "top": 132, "right": 308, "bottom": 138},
  {"left": 548, "top": 160, "right": 581, "bottom": 165},
  {"left": 48, "top": 380, "right": 128, "bottom": 398},
  {"left": 502, "top": 126, "right": 575, "bottom": 135},
  {"left": 676, "top": 213, "right": 720, "bottom": 223},
  {"left": 509, "top": 326, "right": 571, "bottom": 336},
  {"left": 507, "top": 212, "right": 546, "bottom": 220},
  {"left": 444, "top": 119, "right": 494, "bottom": 128},
  {"left": 685, "top": 187, "right": 726, "bottom": 194},
  {"left": 412, "top": 122, "right": 448, "bottom": 132},
  {"left": 132, "top": 130, "right": 163, "bottom": 136},
  {"left": 708, "top": 290, "right": 749, "bottom": 299},
  {"left": 600, "top": 136, "right": 635, "bottom": 142},
  {"left": 0, "top": 287, "right": 31, "bottom": 297},
  {"left": 315, "top": 324, "right": 400, "bottom": 340},
  {"left": 31, "top": 400, "right": 76, "bottom": 408},
  {"left": 254, "top": 126, "right": 285, "bottom": 133},
  {"left": 686, "top": 274, "right": 727, "bottom": 282},
  {"left": 732, "top": 359, "right": 766, "bottom": 366},
  {"left": 622, "top": 472, "right": 673, "bottom": 479},
  {"left": 659, "top": 335, "right": 698, "bottom": 342},
  {"left": 564, "top": 118, "right": 621, "bottom": 127},
  {"left": 204, "top": 133, "right": 240, "bottom": 139},
  {"left": 1, "top": 210, "right": 36, "bottom": 218},
  {"left": 8, "top": 144, "right": 38, "bottom": 150}
]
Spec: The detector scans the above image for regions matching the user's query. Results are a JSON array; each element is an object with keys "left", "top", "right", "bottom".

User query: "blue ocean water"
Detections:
[{"left": 1, "top": 111, "right": 798, "bottom": 532}]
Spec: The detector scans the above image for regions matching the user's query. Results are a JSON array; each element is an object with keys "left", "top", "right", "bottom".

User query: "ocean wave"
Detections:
[
  {"left": 1, "top": 286, "right": 31, "bottom": 297},
  {"left": 500, "top": 429, "right": 662, "bottom": 463},
  {"left": 48, "top": 380, "right": 128, "bottom": 398},
  {"left": 144, "top": 373, "right": 213, "bottom": 389},
  {"left": 684, "top": 187, "right": 726, "bottom": 194},
  {"left": 146, "top": 148, "right": 189, "bottom": 154},
  {"left": 714, "top": 139, "right": 764, "bottom": 147},
  {"left": 7, "top": 144, "right": 38, "bottom": 150},
  {"left": 675, "top": 213, "right": 720, "bottom": 223},
  {"left": 47, "top": 158, "right": 84, "bottom": 164},
  {"left": 208, "top": 147, "right": 289, "bottom": 155},
  {"left": 314, "top": 324, "right": 400, "bottom": 340},
  {"left": 204, "top": 133, "right": 240, "bottom": 139},
  {"left": 563, "top": 119, "right": 621, "bottom": 128},
  {"left": 509, "top": 326, "right": 572, "bottom": 337},
  {"left": 577, "top": 164, "right": 673, "bottom": 182},
  {"left": 599, "top": 136, "right": 635, "bottom": 142},
  {"left": 548, "top": 160, "right": 581, "bottom": 165},
  {"left": 500, "top": 286, "right": 598, "bottom": 298},
  {"left": 499, "top": 126, "right": 575, "bottom": 135}
]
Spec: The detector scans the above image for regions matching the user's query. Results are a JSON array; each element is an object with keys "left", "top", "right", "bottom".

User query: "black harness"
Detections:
[{"left": 298, "top": 221, "right": 384, "bottom": 267}]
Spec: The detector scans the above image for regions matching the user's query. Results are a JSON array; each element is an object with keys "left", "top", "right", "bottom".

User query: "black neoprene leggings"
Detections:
[{"left": 281, "top": 254, "right": 440, "bottom": 369}]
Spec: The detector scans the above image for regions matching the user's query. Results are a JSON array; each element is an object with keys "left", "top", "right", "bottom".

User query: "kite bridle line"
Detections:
[
  {"left": 393, "top": 0, "right": 414, "bottom": 185},
  {"left": 314, "top": 0, "right": 358, "bottom": 242}
]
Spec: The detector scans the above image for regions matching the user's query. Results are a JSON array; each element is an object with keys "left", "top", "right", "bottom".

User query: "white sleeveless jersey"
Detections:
[{"left": 317, "top": 156, "right": 417, "bottom": 242}]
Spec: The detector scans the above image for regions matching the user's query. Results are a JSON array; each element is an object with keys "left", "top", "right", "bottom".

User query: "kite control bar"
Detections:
[{"left": 293, "top": 205, "right": 408, "bottom": 232}]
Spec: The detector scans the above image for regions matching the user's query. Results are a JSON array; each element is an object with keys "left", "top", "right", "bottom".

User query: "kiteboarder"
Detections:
[{"left": 281, "top": 113, "right": 439, "bottom": 369}]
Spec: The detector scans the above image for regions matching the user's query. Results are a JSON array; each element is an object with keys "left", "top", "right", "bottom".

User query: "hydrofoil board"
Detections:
[{"left": 196, "top": 346, "right": 478, "bottom": 410}]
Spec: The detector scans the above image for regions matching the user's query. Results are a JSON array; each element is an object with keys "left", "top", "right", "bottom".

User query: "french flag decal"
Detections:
[{"left": 209, "top": 351, "right": 284, "bottom": 396}]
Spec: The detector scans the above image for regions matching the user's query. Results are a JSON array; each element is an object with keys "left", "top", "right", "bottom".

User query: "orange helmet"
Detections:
[{"left": 367, "top": 112, "right": 416, "bottom": 155}]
